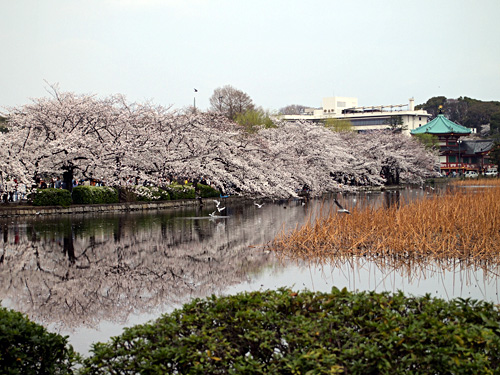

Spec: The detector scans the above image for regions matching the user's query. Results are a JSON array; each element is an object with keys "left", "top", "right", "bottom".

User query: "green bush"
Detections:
[
  {"left": 166, "top": 184, "right": 195, "bottom": 200},
  {"left": 31, "top": 184, "right": 215, "bottom": 206},
  {"left": 197, "top": 183, "right": 220, "bottom": 198},
  {"left": 164, "top": 183, "right": 219, "bottom": 200},
  {"left": 32, "top": 188, "right": 72, "bottom": 207},
  {"left": 0, "top": 306, "right": 78, "bottom": 374},
  {"left": 71, "top": 186, "right": 119, "bottom": 204},
  {"left": 80, "top": 288, "right": 500, "bottom": 374}
]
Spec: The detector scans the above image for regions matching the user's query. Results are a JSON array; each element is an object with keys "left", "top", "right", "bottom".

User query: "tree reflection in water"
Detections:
[
  {"left": 0, "top": 189, "right": 499, "bottom": 354},
  {"left": 0, "top": 202, "right": 305, "bottom": 329}
]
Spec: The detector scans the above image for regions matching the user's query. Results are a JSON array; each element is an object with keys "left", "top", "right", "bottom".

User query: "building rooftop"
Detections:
[
  {"left": 411, "top": 114, "right": 471, "bottom": 135},
  {"left": 461, "top": 139, "right": 494, "bottom": 154}
]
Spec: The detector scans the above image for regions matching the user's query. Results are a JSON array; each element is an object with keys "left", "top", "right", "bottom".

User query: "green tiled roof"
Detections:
[{"left": 411, "top": 114, "right": 471, "bottom": 135}]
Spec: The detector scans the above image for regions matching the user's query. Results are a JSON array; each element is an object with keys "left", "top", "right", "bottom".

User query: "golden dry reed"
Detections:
[
  {"left": 269, "top": 181, "right": 500, "bottom": 265},
  {"left": 451, "top": 178, "right": 500, "bottom": 187}
]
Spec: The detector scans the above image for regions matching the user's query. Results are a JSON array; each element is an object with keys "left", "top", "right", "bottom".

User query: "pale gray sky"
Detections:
[{"left": 1, "top": 0, "right": 499, "bottom": 112}]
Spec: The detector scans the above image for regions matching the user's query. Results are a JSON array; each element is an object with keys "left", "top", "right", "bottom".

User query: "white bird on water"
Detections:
[{"left": 254, "top": 202, "right": 264, "bottom": 208}]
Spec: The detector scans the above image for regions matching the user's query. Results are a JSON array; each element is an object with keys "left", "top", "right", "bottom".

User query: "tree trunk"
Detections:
[
  {"left": 192, "top": 178, "right": 203, "bottom": 206},
  {"left": 62, "top": 167, "right": 74, "bottom": 192}
]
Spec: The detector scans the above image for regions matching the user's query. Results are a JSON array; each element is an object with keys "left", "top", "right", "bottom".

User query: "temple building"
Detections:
[{"left": 410, "top": 113, "right": 495, "bottom": 174}]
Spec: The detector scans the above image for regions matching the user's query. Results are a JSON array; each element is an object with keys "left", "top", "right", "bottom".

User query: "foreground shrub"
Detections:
[
  {"left": 0, "top": 306, "right": 78, "bottom": 374},
  {"left": 71, "top": 186, "right": 119, "bottom": 204},
  {"left": 32, "top": 188, "right": 72, "bottom": 207},
  {"left": 80, "top": 288, "right": 500, "bottom": 374}
]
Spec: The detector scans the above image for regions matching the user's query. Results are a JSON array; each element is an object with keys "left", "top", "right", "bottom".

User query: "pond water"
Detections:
[{"left": 1, "top": 186, "right": 499, "bottom": 356}]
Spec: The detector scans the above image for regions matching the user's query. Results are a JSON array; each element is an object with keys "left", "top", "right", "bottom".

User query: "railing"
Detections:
[{"left": 441, "top": 162, "right": 496, "bottom": 170}]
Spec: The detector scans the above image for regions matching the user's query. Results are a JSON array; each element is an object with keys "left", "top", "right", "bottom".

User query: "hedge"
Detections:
[
  {"left": 165, "top": 183, "right": 220, "bottom": 200},
  {"left": 80, "top": 288, "right": 500, "bottom": 374},
  {"left": 32, "top": 188, "right": 72, "bottom": 207},
  {"left": 0, "top": 306, "right": 78, "bottom": 375},
  {"left": 166, "top": 184, "right": 196, "bottom": 200},
  {"left": 29, "top": 183, "right": 219, "bottom": 206},
  {"left": 197, "top": 183, "right": 220, "bottom": 198},
  {"left": 71, "top": 186, "right": 119, "bottom": 205}
]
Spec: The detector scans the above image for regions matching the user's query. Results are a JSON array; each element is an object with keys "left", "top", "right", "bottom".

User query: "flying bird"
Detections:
[
  {"left": 209, "top": 211, "right": 217, "bottom": 218},
  {"left": 194, "top": 88, "right": 198, "bottom": 92},
  {"left": 334, "top": 199, "right": 350, "bottom": 214},
  {"left": 254, "top": 202, "right": 264, "bottom": 208},
  {"left": 212, "top": 199, "right": 225, "bottom": 213}
]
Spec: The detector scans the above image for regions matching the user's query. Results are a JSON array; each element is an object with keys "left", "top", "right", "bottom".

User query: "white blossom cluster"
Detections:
[
  {"left": 0, "top": 89, "right": 439, "bottom": 198},
  {"left": 131, "top": 185, "right": 170, "bottom": 201}
]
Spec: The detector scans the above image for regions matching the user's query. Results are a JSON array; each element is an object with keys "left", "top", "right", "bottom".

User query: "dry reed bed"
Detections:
[
  {"left": 269, "top": 182, "right": 500, "bottom": 266},
  {"left": 452, "top": 178, "right": 500, "bottom": 187}
]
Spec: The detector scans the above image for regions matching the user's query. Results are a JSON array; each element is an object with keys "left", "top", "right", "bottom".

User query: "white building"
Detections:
[{"left": 281, "top": 97, "right": 431, "bottom": 135}]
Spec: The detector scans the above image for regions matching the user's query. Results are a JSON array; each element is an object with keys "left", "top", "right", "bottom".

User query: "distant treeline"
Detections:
[{"left": 416, "top": 96, "right": 500, "bottom": 134}]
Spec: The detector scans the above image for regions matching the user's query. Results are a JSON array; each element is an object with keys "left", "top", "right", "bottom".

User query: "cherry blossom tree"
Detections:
[
  {"left": 255, "top": 122, "right": 438, "bottom": 194},
  {"left": 1, "top": 89, "right": 137, "bottom": 189},
  {"left": 0, "top": 88, "right": 439, "bottom": 199},
  {"left": 256, "top": 121, "right": 354, "bottom": 194},
  {"left": 342, "top": 131, "right": 439, "bottom": 186},
  {"left": 167, "top": 113, "right": 301, "bottom": 197},
  {"left": 1, "top": 90, "right": 292, "bottom": 197}
]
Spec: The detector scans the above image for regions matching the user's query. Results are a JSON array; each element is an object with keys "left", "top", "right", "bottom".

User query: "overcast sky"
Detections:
[{"left": 1, "top": 0, "right": 499, "bottom": 112}]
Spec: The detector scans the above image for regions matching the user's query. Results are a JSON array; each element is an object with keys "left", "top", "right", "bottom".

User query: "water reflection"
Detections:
[
  {"left": 227, "top": 258, "right": 500, "bottom": 304},
  {"left": 0, "top": 186, "right": 499, "bottom": 355},
  {"left": 0, "top": 203, "right": 306, "bottom": 329}
]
